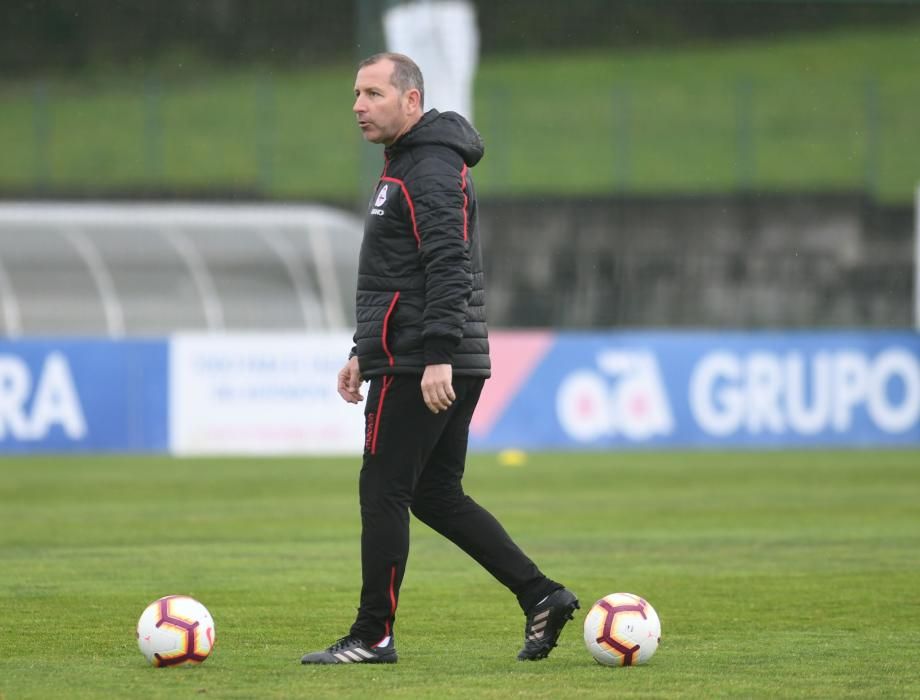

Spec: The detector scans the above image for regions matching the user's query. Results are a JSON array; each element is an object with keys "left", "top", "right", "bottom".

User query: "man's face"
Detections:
[{"left": 353, "top": 59, "right": 414, "bottom": 146}]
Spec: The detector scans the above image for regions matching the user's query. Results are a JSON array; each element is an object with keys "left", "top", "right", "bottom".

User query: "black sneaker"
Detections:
[
  {"left": 517, "top": 588, "right": 580, "bottom": 661},
  {"left": 301, "top": 635, "right": 397, "bottom": 665}
]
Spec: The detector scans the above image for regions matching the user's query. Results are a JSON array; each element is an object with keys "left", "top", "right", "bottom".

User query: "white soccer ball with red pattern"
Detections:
[
  {"left": 583, "top": 592, "right": 661, "bottom": 666},
  {"left": 136, "top": 595, "right": 216, "bottom": 667}
]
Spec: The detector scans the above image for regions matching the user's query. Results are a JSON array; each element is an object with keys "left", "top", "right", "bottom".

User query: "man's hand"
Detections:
[
  {"left": 337, "top": 356, "right": 364, "bottom": 404},
  {"left": 421, "top": 364, "right": 455, "bottom": 414}
]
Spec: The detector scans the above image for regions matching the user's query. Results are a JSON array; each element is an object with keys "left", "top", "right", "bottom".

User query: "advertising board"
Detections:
[
  {"left": 169, "top": 333, "right": 362, "bottom": 455},
  {"left": 0, "top": 340, "right": 167, "bottom": 453},
  {"left": 472, "top": 331, "right": 920, "bottom": 449}
]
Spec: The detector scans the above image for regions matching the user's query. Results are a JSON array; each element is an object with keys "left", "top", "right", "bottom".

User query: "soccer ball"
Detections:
[
  {"left": 583, "top": 592, "right": 661, "bottom": 667},
  {"left": 136, "top": 595, "right": 216, "bottom": 667}
]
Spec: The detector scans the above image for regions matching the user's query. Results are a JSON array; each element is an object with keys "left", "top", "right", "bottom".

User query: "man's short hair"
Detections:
[{"left": 359, "top": 52, "right": 425, "bottom": 109}]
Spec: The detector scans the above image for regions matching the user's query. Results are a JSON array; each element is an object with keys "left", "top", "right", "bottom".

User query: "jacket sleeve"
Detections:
[{"left": 404, "top": 156, "right": 471, "bottom": 366}]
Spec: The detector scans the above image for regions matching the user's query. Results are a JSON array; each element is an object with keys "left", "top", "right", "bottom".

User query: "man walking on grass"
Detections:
[{"left": 301, "top": 53, "right": 577, "bottom": 666}]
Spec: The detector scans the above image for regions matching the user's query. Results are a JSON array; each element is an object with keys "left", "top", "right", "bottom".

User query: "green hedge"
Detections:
[{"left": 0, "top": 25, "right": 917, "bottom": 203}]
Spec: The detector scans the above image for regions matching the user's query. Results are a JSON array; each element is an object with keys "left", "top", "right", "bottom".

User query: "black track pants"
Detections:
[{"left": 349, "top": 374, "right": 559, "bottom": 645}]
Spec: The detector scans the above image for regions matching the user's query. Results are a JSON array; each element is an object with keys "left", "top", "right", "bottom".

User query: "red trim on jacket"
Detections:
[
  {"left": 380, "top": 176, "right": 420, "bottom": 247},
  {"left": 460, "top": 164, "right": 469, "bottom": 242},
  {"left": 381, "top": 291, "right": 400, "bottom": 367}
]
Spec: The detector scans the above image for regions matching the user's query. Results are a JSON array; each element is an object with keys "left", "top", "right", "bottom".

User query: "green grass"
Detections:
[
  {"left": 474, "top": 26, "right": 920, "bottom": 201},
  {"left": 1, "top": 24, "right": 919, "bottom": 203},
  {"left": 1, "top": 450, "right": 919, "bottom": 698}
]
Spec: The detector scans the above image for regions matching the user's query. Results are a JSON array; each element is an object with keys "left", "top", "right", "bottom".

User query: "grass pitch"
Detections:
[{"left": 1, "top": 450, "right": 918, "bottom": 699}]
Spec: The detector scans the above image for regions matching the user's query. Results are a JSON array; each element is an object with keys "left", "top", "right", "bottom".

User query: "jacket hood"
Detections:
[{"left": 387, "top": 109, "right": 484, "bottom": 167}]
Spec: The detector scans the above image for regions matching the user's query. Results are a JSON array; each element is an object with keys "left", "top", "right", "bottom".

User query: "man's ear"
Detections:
[{"left": 405, "top": 88, "right": 422, "bottom": 113}]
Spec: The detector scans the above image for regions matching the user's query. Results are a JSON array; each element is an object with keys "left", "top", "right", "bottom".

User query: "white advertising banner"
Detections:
[{"left": 170, "top": 333, "right": 364, "bottom": 455}]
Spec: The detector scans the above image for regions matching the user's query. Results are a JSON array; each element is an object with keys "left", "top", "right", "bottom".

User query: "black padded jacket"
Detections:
[{"left": 352, "top": 109, "right": 490, "bottom": 379}]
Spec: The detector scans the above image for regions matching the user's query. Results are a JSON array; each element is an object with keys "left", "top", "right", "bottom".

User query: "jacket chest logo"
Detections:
[{"left": 370, "top": 184, "right": 389, "bottom": 216}]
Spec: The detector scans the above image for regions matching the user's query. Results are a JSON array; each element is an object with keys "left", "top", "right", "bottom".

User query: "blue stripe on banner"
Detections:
[
  {"left": 470, "top": 331, "right": 920, "bottom": 450},
  {"left": 0, "top": 339, "right": 168, "bottom": 453},
  {"left": 3, "top": 332, "right": 917, "bottom": 454}
]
